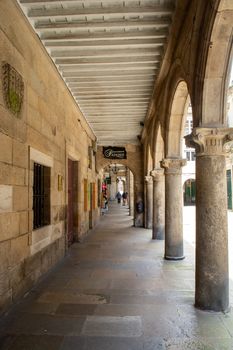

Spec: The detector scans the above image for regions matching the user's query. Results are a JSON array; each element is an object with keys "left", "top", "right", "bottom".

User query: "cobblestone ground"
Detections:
[{"left": 1, "top": 203, "right": 233, "bottom": 350}]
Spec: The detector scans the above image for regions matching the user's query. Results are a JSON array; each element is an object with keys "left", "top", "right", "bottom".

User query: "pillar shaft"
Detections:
[
  {"left": 151, "top": 169, "right": 165, "bottom": 240},
  {"left": 129, "top": 170, "right": 134, "bottom": 216},
  {"left": 161, "top": 158, "right": 186, "bottom": 260},
  {"left": 145, "top": 176, "right": 153, "bottom": 229},
  {"left": 186, "top": 127, "right": 232, "bottom": 311}
]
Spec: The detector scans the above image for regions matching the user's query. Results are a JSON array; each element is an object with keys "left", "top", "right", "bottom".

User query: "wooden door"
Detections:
[
  {"left": 89, "top": 183, "right": 93, "bottom": 229},
  {"left": 227, "top": 169, "right": 232, "bottom": 210}
]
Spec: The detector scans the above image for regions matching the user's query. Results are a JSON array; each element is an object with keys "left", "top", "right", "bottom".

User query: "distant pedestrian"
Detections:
[
  {"left": 122, "top": 192, "right": 128, "bottom": 206},
  {"left": 116, "top": 192, "right": 121, "bottom": 204}
]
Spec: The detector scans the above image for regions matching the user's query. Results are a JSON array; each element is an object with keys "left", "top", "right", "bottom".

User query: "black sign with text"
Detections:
[{"left": 103, "top": 147, "right": 127, "bottom": 159}]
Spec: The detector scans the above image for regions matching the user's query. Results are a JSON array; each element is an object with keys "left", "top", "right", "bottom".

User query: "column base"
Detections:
[
  {"left": 195, "top": 303, "right": 230, "bottom": 313},
  {"left": 152, "top": 235, "right": 164, "bottom": 240},
  {"left": 164, "top": 255, "right": 185, "bottom": 261},
  {"left": 152, "top": 226, "right": 165, "bottom": 240}
]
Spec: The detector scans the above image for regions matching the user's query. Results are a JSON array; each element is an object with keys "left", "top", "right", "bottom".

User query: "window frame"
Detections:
[{"left": 33, "top": 162, "right": 51, "bottom": 230}]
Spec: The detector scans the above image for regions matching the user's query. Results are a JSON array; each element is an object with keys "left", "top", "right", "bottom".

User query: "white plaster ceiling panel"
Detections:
[{"left": 18, "top": 0, "right": 176, "bottom": 145}]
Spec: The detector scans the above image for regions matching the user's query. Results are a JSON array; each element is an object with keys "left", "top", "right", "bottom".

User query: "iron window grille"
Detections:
[{"left": 33, "top": 163, "right": 51, "bottom": 229}]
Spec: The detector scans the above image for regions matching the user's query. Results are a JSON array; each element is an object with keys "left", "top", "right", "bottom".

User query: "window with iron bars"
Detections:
[{"left": 33, "top": 163, "right": 51, "bottom": 229}]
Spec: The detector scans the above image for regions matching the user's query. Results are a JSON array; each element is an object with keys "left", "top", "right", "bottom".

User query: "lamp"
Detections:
[{"left": 111, "top": 163, "right": 119, "bottom": 175}]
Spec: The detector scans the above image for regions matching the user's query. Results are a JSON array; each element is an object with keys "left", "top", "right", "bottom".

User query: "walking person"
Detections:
[
  {"left": 122, "top": 192, "right": 127, "bottom": 206},
  {"left": 116, "top": 191, "right": 122, "bottom": 204}
]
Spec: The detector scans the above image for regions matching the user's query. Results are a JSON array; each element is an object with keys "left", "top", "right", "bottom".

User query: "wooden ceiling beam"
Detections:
[{"left": 28, "top": 4, "right": 174, "bottom": 19}]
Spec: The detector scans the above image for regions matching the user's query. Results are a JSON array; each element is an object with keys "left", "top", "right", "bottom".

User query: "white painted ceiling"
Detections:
[{"left": 18, "top": 0, "right": 176, "bottom": 145}]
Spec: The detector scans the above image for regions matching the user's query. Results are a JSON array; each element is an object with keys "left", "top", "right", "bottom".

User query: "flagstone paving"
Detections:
[{"left": 1, "top": 203, "right": 233, "bottom": 349}]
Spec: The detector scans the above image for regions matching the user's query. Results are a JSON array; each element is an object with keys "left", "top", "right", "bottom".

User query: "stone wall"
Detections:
[{"left": 0, "top": 1, "right": 100, "bottom": 314}]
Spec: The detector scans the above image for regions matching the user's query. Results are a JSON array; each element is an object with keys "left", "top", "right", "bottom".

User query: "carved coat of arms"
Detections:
[{"left": 2, "top": 62, "right": 24, "bottom": 116}]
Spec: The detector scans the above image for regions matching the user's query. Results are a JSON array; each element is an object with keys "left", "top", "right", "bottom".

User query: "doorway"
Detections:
[
  {"left": 89, "top": 183, "right": 93, "bottom": 229},
  {"left": 68, "top": 159, "right": 78, "bottom": 245},
  {"left": 227, "top": 169, "right": 232, "bottom": 210}
]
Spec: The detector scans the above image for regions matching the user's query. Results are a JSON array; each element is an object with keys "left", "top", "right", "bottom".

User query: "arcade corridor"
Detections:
[
  {"left": 1, "top": 203, "right": 233, "bottom": 350},
  {"left": 1, "top": 1, "right": 233, "bottom": 347}
]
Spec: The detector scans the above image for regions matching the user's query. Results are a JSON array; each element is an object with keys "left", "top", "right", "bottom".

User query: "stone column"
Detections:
[
  {"left": 151, "top": 169, "right": 165, "bottom": 240},
  {"left": 161, "top": 158, "right": 186, "bottom": 260},
  {"left": 145, "top": 176, "right": 153, "bottom": 229},
  {"left": 185, "top": 127, "right": 233, "bottom": 312},
  {"left": 129, "top": 170, "right": 134, "bottom": 216}
]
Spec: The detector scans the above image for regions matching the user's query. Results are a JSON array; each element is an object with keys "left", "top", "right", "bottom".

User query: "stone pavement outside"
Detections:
[{"left": 1, "top": 203, "right": 233, "bottom": 349}]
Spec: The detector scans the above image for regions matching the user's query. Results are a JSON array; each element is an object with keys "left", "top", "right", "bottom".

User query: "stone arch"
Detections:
[
  {"left": 98, "top": 158, "right": 137, "bottom": 179},
  {"left": 201, "top": 1, "right": 233, "bottom": 126},
  {"left": 166, "top": 80, "right": 190, "bottom": 158}
]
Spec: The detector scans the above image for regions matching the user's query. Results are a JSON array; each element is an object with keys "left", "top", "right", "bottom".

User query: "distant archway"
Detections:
[
  {"left": 183, "top": 179, "right": 196, "bottom": 206},
  {"left": 101, "top": 163, "right": 135, "bottom": 220}
]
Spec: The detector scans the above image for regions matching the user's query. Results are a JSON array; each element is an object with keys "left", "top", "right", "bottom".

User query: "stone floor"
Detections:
[{"left": 1, "top": 203, "right": 233, "bottom": 349}]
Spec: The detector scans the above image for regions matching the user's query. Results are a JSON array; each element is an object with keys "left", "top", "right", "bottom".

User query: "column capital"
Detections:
[
  {"left": 150, "top": 168, "right": 164, "bottom": 181},
  {"left": 161, "top": 158, "right": 186, "bottom": 174},
  {"left": 144, "top": 175, "right": 153, "bottom": 184},
  {"left": 185, "top": 127, "right": 233, "bottom": 156}
]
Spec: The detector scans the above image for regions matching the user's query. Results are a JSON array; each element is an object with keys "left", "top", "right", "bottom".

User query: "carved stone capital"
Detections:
[
  {"left": 144, "top": 175, "right": 153, "bottom": 184},
  {"left": 184, "top": 127, "right": 233, "bottom": 156},
  {"left": 150, "top": 168, "right": 164, "bottom": 181},
  {"left": 161, "top": 158, "right": 186, "bottom": 174}
]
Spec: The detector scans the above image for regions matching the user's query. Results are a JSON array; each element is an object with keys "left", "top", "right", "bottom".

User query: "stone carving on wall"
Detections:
[{"left": 2, "top": 62, "right": 24, "bottom": 117}]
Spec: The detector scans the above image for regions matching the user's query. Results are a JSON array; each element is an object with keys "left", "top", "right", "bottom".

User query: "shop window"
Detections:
[{"left": 33, "top": 163, "right": 51, "bottom": 229}]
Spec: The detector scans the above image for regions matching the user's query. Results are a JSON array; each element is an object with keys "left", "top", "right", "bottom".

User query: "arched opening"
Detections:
[
  {"left": 167, "top": 80, "right": 190, "bottom": 158},
  {"left": 144, "top": 142, "right": 154, "bottom": 228},
  {"left": 151, "top": 123, "right": 165, "bottom": 240},
  {"left": 227, "top": 61, "right": 233, "bottom": 127},
  {"left": 162, "top": 80, "right": 192, "bottom": 260},
  {"left": 181, "top": 101, "right": 196, "bottom": 250},
  {"left": 183, "top": 179, "right": 196, "bottom": 206},
  {"left": 154, "top": 124, "right": 164, "bottom": 168},
  {"left": 182, "top": 103, "right": 195, "bottom": 185},
  {"left": 201, "top": 2, "right": 233, "bottom": 126},
  {"left": 100, "top": 163, "right": 134, "bottom": 218},
  {"left": 146, "top": 144, "right": 153, "bottom": 175}
]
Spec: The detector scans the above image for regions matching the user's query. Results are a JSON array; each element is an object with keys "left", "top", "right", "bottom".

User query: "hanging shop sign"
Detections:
[{"left": 103, "top": 147, "right": 127, "bottom": 159}]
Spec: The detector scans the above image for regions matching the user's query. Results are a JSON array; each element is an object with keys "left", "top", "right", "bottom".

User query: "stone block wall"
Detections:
[{"left": 0, "top": 0, "right": 100, "bottom": 314}]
